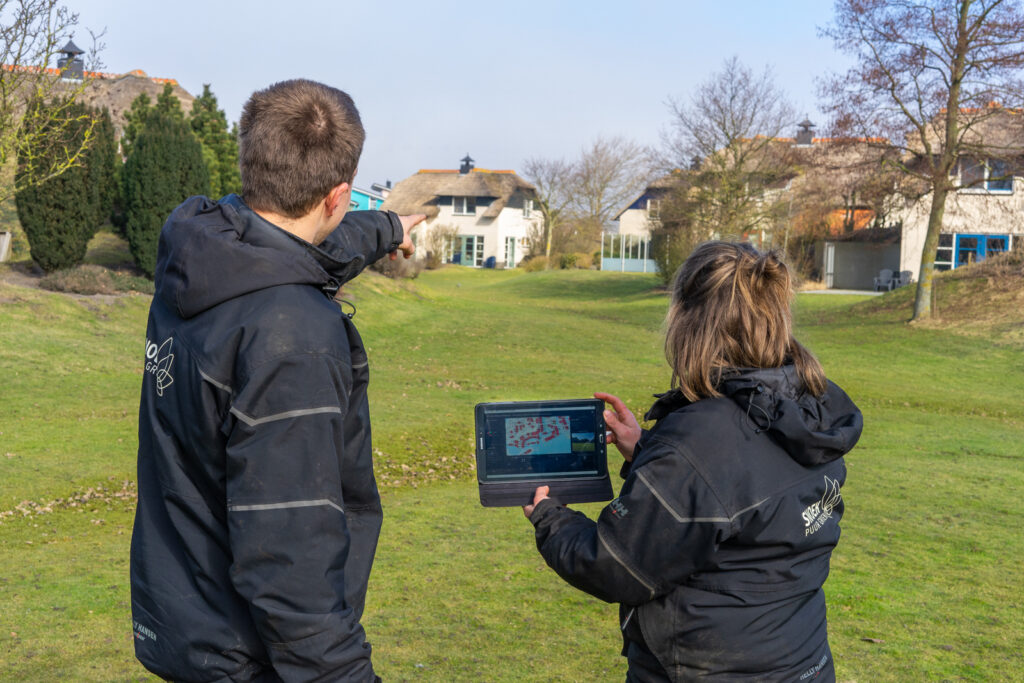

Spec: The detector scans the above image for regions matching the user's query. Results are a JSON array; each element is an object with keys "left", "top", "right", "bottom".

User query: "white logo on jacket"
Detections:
[
  {"left": 801, "top": 476, "right": 841, "bottom": 536},
  {"left": 145, "top": 337, "right": 174, "bottom": 396}
]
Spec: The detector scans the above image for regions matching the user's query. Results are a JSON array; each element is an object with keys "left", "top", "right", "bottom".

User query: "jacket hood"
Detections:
[
  {"left": 154, "top": 195, "right": 376, "bottom": 319},
  {"left": 646, "top": 365, "right": 863, "bottom": 467}
]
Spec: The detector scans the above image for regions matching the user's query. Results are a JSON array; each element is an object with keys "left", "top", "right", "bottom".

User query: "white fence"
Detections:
[{"left": 600, "top": 233, "right": 658, "bottom": 273}]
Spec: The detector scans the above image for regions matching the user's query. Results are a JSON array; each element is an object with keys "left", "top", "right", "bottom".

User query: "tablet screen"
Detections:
[{"left": 476, "top": 400, "right": 606, "bottom": 481}]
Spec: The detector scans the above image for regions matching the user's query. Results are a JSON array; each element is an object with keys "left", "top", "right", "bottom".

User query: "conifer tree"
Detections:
[
  {"left": 190, "top": 84, "right": 241, "bottom": 198},
  {"left": 121, "top": 84, "right": 185, "bottom": 157},
  {"left": 123, "top": 110, "right": 209, "bottom": 276},
  {"left": 87, "top": 109, "right": 119, "bottom": 229},
  {"left": 120, "top": 92, "right": 152, "bottom": 159},
  {"left": 15, "top": 100, "right": 118, "bottom": 272}
]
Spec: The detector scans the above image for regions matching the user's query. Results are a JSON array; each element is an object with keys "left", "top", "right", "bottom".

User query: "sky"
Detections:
[{"left": 66, "top": 0, "right": 854, "bottom": 190}]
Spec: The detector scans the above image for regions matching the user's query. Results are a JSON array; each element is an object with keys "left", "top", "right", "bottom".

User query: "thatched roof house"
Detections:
[
  {"left": 381, "top": 159, "right": 541, "bottom": 268},
  {"left": 381, "top": 166, "right": 537, "bottom": 220}
]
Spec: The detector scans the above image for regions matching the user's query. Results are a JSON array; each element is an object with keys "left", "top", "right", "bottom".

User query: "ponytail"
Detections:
[{"left": 665, "top": 241, "right": 826, "bottom": 401}]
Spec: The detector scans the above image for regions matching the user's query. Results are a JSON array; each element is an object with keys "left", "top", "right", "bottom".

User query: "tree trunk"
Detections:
[
  {"left": 544, "top": 218, "right": 554, "bottom": 269},
  {"left": 911, "top": 186, "right": 949, "bottom": 321},
  {"left": 911, "top": 0, "right": 969, "bottom": 322}
]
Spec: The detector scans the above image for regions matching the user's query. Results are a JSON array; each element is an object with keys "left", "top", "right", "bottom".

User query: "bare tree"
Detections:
[
  {"left": 523, "top": 136, "right": 653, "bottom": 259},
  {"left": 0, "top": 0, "right": 100, "bottom": 202},
  {"left": 651, "top": 58, "right": 796, "bottom": 281},
  {"left": 522, "top": 156, "right": 574, "bottom": 262},
  {"left": 570, "top": 135, "right": 653, "bottom": 232},
  {"left": 822, "top": 0, "right": 1024, "bottom": 321},
  {"left": 662, "top": 56, "right": 797, "bottom": 241},
  {"left": 780, "top": 140, "right": 906, "bottom": 278},
  {"left": 423, "top": 223, "right": 459, "bottom": 269}
]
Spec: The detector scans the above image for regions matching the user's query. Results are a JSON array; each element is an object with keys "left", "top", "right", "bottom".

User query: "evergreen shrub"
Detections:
[
  {"left": 15, "top": 101, "right": 117, "bottom": 272},
  {"left": 123, "top": 111, "right": 209, "bottom": 277}
]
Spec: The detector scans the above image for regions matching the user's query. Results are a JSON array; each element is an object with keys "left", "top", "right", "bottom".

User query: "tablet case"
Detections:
[{"left": 475, "top": 399, "right": 614, "bottom": 508}]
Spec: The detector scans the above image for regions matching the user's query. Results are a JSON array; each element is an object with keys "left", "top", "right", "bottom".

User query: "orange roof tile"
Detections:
[
  {"left": 417, "top": 168, "right": 515, "bottom": 174},
  {"left": 1, "top": 63, "right": 178, "bottom": 86}
]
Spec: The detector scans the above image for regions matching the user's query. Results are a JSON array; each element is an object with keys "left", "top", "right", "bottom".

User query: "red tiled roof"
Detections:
[{"left": 1, "top": 63, "right": 178, "bottom": 86}]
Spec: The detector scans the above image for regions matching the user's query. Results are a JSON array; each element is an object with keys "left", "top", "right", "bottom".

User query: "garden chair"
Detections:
[
  {"left": 873, "top": 269, "right": 894, "bottom": 291},
  {"left": 893, "top": 270, "right": 913, "bottom": 288}
]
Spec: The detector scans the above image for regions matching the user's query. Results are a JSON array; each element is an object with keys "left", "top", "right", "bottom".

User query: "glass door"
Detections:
[{"left": 460, "top": 235, "right": 484, "bottom": 267}]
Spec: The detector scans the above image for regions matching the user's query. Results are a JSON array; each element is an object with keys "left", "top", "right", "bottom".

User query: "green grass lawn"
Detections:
[{"left": 1, "top": 266, "right": 1022, "bottom": 681}]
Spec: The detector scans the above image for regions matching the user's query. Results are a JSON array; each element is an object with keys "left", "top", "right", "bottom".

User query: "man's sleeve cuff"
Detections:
[{"left": 384, "top": 211, "right": 403, "bottom": 252}]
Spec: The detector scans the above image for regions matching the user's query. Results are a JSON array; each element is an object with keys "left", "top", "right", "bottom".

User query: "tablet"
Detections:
[{"left": 475, "top": 399, "right": 613, "bottom": 507}]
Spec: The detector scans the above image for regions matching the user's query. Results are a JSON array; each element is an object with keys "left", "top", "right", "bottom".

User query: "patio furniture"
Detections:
[
  {"left": 873, "top": 269, "right": 894, "bottom": 291},
  {"left": 893, "top": 270, "right": 913, "bottom": 288}
]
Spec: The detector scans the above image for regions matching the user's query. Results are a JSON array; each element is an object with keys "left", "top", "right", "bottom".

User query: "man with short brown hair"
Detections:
[{"left": 131, "top": 79, "right": 422, "bottom": 682}]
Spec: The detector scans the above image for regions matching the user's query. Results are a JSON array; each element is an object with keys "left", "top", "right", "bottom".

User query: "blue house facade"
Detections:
[{"left": 349, "top": 186, "right": 386, "bottom": 212}]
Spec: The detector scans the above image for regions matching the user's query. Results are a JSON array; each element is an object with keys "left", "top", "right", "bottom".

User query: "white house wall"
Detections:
[
  {"left": 898, "top": 181, "right": 1024, "bottom": 272},
  {"left": 617, "top": 208, "right": 654, "bottom": 237},
  {"left": 494, "top": 206, "right": 539, "bottom": 265},
  {"left": 414, "top": 204, "right": 540, "bottom": 267}
]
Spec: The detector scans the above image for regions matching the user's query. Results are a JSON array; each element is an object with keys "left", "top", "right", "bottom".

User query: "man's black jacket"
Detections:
[
  {"left": 530, "top": 366, "right": 863, "bottom": 681},
  {"left": 131, "top": 195, "right": 402, "bottom": 682}
]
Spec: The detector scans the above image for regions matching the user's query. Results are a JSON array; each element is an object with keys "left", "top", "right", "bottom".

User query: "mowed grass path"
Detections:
[{"left": 0, "top": 268, "right": 1021, "bottom": 681}]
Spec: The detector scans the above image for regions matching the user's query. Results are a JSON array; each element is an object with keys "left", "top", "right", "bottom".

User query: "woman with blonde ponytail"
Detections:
[{"left": 524, "top": 241, "right": 862, "bottom": 682}]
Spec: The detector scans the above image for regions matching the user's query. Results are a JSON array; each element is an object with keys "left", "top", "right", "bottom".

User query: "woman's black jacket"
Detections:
[{"left": 530, "top": 366, "right": 862, "bottom": 681}]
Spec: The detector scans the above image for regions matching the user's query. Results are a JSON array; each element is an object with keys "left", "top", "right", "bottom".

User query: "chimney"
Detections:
[
  {"left": 56, "top": 39, "right": 85, "bottom": 81},
  {"left": 460, "top": 154, "right": 475, "bottom": 174},
  {"left": 795, "top": 119, "right": 815, "bottom": 146}
]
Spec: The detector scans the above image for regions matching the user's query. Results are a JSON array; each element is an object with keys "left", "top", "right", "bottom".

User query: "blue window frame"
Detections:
[{"left": 954, "top": 234, "right": 1009, "bottom": 267}]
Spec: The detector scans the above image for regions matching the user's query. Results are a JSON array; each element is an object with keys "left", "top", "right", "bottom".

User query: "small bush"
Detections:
[
  {"left": 559, "top": 252, "right": 592, "bottom": 269},
  {"left": 425, "top": 224, "right": 459, "bottom": 270},
  {"left": 39, "top": 264, "right": 154, "bottom": 295},
  {"left": 522, "top": 256, "right": 548, "bottom": 272},
  {"left": 371, "top": 255, "right": 424, "bottom": 279}
]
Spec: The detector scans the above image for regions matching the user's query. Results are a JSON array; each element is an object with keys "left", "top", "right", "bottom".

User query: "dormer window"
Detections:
[
  {"left": 959, "top": 158, "right": 1013, "bottom": 193},
  {"left": 453, "top": 196, "right": 476, "bottom": 215},
  {"left": 523, "top": 199, "right": 533, "bottom": 218},
  {"left": 646, "top": 199, "right": 661, "bottom": 219}
]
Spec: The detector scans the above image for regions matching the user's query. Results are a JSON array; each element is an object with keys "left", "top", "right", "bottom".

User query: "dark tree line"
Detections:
[{"left": 16, "top": 82, "right": 239, "bottom": 276}]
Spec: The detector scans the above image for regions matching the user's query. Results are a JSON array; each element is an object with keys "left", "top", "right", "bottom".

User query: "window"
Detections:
[
  {"left": 959, "top": 158, "right": 1013, "bottom": 192},
  {"left": 986, "top": 236, "right": 1009, "bottom": 258},
  {"left": 935, "top": 233, "right": 953, "bottom": 271},
  {"left": 460, "top": 235, "right": 485, "bottom": 266},
  {"left": 453, "top": 196, "right": 477, "bottom": 215},
  {"left": 988, "top": 159, "right": 1012, "bottom": 191},
  {"left": 957, "top": 236, "right": 977, "bottom": 267},
  {"left": 954, "top": 233, "right": 1009, "bottom": 268},
  {"left": 646, "top": 198, "right": 661, "bottom": 219},
  {"left": 504, "top": 236, "right": 516, "bottom": 265},
  {"left": 523, "top": 199, "right": 533, "bottom": 219}
]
